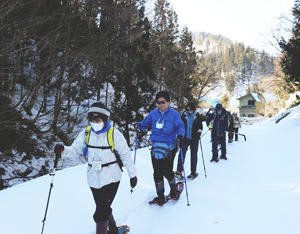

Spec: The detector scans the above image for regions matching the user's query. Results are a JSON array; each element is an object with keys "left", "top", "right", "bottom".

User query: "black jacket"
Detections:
[
  {"left": 206, "top": 108, "right": 228, "bottom": 137},
  {"left": 181, "top": 111, "right": 203, "bottom": 139}
]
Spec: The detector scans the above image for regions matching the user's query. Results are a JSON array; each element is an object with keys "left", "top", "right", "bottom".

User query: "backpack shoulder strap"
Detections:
[
  {"left": 85, "top": 125, "right": 92, "bottom": 145},
  {"left": 107, "top": 126, "right": 115, "bottom": 152},
  {"left": 107, "top": 124, "right": 123, "bottom": 171}
]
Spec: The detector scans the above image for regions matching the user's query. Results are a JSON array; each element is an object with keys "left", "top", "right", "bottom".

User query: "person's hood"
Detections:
[{"left": 216, "top": 103, "right": 223, "bottom": 111}]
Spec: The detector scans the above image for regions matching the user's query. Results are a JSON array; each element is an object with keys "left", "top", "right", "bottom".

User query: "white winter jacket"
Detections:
[
  {"left": 61, "top": 126, "right": 137, "bottom": 189},
  {"left": 233, "top": 118, "right": 241, "bottom": 128}
]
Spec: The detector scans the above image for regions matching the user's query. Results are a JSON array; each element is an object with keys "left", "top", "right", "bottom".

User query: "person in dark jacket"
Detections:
[
  {"left": 175, "top": 102, "right": 203, "bottom": 179},
  {"left": 227, "top": 111, "right": 234, "bottom": 143},
  {"left": 206, "top": 107, "right": 215, "bottom": 142},
  {"left": 206, "top": 103, "right": 228, "bottom": 162},
  {"left": 138, "top": 91, "right": 185, "bottom": 205}
]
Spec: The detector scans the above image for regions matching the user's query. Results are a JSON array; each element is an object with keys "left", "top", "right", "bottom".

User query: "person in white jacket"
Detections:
[{"left": 54, "top": 102, "right": 137, "bottom": 234}]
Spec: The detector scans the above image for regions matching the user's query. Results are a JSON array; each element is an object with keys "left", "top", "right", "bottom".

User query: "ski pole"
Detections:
[
  {"left": 238, "top": 133, "right": 246, "bottom": 141},
  {"left": 200, "top": 128, "right": 210, "bottom": 138},
  {"left": 179, "top": 147, "right": 190, "bottom": 206},
  {"left": 199, "top": 138, "right": 207, "bottom": 178},
  {"left": 133, "top": 134, "right": 138, "bottom": 164},
  {"left": 229, "top": 131, "right": 246, "bottom": 141},
  {"left": 131, "top": 134, "right": 139, "bottom": 193},
  {"left": 41, "top": 151, "right": 60, "bottom": 234}
]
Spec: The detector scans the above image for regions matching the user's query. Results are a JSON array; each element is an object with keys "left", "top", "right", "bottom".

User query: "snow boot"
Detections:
[
  {"left": 149, "top": 195, "right": 169, "bottom": 206},
  {"left": 168, "top": 177, "right": 177, "bottom": 199},
  {"left": 220, "top": 154, "right": 227, "bottom": 160},
  {"left": 210, "top": 158, "right": 219, "bottom": 162},
  {"left": 107, "top": 215, "right": 118, "bottom": 234},
  {"left": 169, "top": 182, "right": 184, "bottom": 200},
  {"left": 96, "top": 221, "right": 108, "bottom": 234},
  {"left": 174, "top": 171, "right": 184, "bottom": 179},
  {"left": 155, "top": 181, "right": 165, "bottom": 198},
  {"left": 149, "top": 181, "right": 168, "bottom": 205},
  {"left": 187, "top": 172, "right": 198, "bottom": 179}
]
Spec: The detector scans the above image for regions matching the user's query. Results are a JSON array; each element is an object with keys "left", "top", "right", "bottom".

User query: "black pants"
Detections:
[
  {"left": 90, "top": 181, "right": 120, "bottom": 223},
  {"left": 233, "top": 128, "right": 239, "bottom": 140},
  {"left": 177, "top": 138, "right": 199, "bottom": 173},
  {"left": 212, "top": 135, "right": 226, "bottom": 159},
  {"left": 151, "top": 156, "right": 174, "bottom": 183}
]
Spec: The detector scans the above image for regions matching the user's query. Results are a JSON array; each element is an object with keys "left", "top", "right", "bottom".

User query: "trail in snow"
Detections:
[{"left": 0, "top": 108, "right": 300, "bottom": 234}]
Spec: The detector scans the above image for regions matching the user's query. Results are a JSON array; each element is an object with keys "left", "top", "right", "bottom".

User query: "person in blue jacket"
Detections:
[
  {"left": 138, "top": 90, "right": 185, "bottom": 205},
  {"left": 175, "top": 102, "right": 203, "bottom": 179},
  {"left": 206, "top": 103, "right": 228, "bottom": 162}
]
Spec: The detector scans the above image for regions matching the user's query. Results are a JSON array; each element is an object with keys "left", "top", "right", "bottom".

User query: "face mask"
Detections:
[
  {"left": 91, "top": 122, "right": 104, "bottom": 132},
  {"left": 217, "top": 110, "right": 222, "bottom": 115}
]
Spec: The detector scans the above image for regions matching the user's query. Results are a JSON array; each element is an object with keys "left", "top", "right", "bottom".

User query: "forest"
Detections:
[{"left": 0, "top": 0, "right": 299, "bottom": 189}]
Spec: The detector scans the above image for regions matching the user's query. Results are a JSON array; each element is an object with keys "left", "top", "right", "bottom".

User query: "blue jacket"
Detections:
[
  {"left": 139, "top": 107, "right": 185, "bottom": 145},
  {"left": 182, "top": 111, "right": 203, "bottom": 140}
]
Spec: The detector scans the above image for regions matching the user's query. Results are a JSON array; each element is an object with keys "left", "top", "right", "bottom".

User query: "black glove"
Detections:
[
  {"left": 134, "top": 123, "right": 142, "bottom": 134},
  {"left": 54, "top": 143, "right": 64, "bottom": 156},
  {"left": 130, "top": 176, "right": 137, "bottom": 188},
  {"left": 177, "top": 135, "right": 184, "bottom": 148}
]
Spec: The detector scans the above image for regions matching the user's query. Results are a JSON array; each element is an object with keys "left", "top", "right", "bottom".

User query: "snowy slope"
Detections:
[{"left": 1, "top": 106, "right": 300, "bottom": 234}]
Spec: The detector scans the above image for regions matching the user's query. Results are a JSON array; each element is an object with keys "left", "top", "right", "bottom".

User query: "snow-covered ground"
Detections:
[{"left": 1, "top": 105, "right": 300, "bottom": 234}]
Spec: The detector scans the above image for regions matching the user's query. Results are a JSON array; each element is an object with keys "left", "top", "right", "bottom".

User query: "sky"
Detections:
[
  {"left": 1, "top": 104, "right": 300, "bottom": 234},
  {"left": 167, "top": 0, "right": 295, "bottom": 55}
]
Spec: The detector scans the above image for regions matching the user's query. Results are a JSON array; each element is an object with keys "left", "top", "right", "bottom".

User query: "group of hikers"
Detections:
[{"left": 54, "top": 90, "right": 241, "bottom": 234}]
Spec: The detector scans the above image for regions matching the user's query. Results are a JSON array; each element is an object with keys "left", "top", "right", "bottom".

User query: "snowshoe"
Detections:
[
  {"left": 148, "top": 195, "right": 169, "bottom": 206},
  {"left": 210, "top": 158, "right": 219, "bottom": 162},
  {"left": 174, "top": 171, "right": 184, "bottom": 180},
  {"left": 169, "top": 182, "right": 184, "bottom": 200},
  {"left": 187, "top": 172, "right": 198, "bottom": 179},
  {"left": 117, "top": 225, "right": 130, "bottom": 234}
]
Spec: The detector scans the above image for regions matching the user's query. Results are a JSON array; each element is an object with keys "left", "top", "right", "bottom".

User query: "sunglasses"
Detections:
[
  {"left": 157, "top": 101, "right": 166, "bottom": 105},
  {"left": 89, "top": 116, "right": 102, "bottom": 122}
]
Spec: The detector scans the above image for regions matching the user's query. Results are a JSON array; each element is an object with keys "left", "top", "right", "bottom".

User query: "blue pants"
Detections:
[
  {"left": 212, "top": 135, "right": 226, "bottom": 159},
  {"left": 177, "top": 138, "right": 199, "bottom": 173}
]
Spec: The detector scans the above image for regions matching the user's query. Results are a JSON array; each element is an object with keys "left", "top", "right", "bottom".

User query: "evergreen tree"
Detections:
[
  {"left": 280, "top": 0, "right": 300, "bottom": 91},
  {"left": 151, "top": 0, "right": 179, "bottom": 91}
]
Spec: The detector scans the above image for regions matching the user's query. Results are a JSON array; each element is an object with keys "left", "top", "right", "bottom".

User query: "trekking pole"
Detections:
[
  {"left": 133, "top": 134, "right": 138, "bottom": 164},
  {"left": 201, "top": 128, "right": 210, "bottom": 138},
  {"left": 179, "top": 148, "right": 191, "bottom": 206},
  {"left": 41, "top": 151, "right": 60, "bottom": 234},
  {"left": 229, "top": 131, "right": 246, "bottom": 141},
  {"left": 131, "top": 134, "right": 139, "bottom": 193},
  {"left": 238, "top": 133, "right": 247, "bottom": 141},
  {"left": 199, "top": 138, "right": 207, "bottom": 178}
]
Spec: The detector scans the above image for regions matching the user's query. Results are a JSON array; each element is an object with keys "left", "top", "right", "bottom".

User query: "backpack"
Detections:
[{"left": 84, "top": 125, "right": 123, "bottom": 171}]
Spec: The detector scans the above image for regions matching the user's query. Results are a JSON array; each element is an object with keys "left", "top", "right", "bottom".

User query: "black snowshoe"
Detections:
[
  {"left": 187, "top": 172, "right": 198, "bottom": 179},
  {"left": 148, "top": 195, "right": 169, "bottom": 206}
]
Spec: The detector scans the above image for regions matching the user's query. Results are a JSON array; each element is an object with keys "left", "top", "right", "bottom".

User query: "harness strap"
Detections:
[
  {"left": 88, "top": 160, "right": 118, "bottom": 168},
  {"left": 84, "top": 125, "right": 123, "bottom": 172},
  {"left": 86, "top": 145, "right": 112, "bottom": 149}
]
